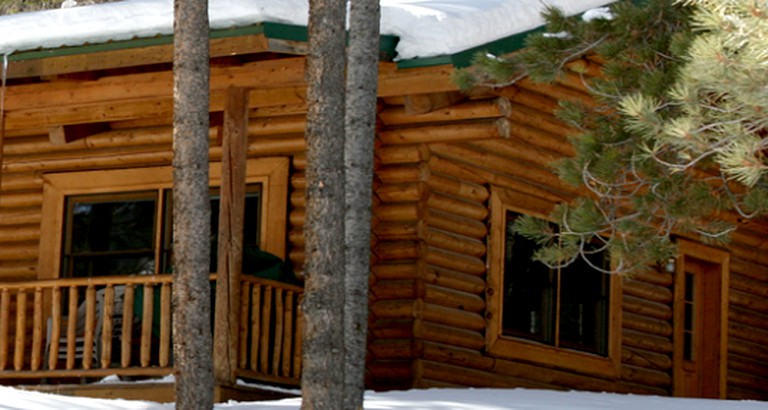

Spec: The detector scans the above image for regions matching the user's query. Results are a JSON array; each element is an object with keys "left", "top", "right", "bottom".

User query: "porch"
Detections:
[{"left": 0, "top": 273, "right": 303, "bottom": 396}]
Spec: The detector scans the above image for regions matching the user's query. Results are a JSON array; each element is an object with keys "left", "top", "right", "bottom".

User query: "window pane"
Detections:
[
  {"left": 161, "top": 185, "right": 262, "bottom": 273},
  {"left": 558, "top": 250, "right": 610, "bottom": 356},
  {"left": 64, "top": 192, "right": 156, "bottom": 277},
  {"left": 501, "top": 211, "right": 556, "bottom": 345}
]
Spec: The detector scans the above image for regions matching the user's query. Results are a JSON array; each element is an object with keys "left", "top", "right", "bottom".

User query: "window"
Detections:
[
  {"left": 61, "top": 186, "right": 262, "bottom": 278},
  {"left": 487, "top": 188, "right": 620, "bottom": 376},
  {"left": 501, "top": 211, "right": 610, "bottom": 356},
  {"left": 38, "top": 158, "right": 289, "bottom": 280}
]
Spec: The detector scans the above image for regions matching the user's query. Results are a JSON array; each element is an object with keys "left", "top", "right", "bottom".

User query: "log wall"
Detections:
[
  {"left": 0, "top": 53, "right": 767, "bottom": 398},
  {"left": 371, "top": 68, "right": 768, "bottom": 399}
]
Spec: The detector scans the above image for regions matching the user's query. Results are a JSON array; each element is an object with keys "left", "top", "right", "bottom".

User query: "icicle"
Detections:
[{"left": 0, "top": 53, "right": 8, "bottom": 199}]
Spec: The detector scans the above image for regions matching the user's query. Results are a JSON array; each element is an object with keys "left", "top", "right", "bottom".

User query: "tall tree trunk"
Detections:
[
  {"left": 300, "top": 0, "right": 347, "bottom": 408},
  {"left": 343, "top": 0, "right": 380, "bottom": 408},
  {"left": 172, "top": 0, "right": 213, "bottom": 408}
]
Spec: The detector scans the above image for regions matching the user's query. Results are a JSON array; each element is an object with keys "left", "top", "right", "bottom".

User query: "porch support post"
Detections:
[{"left": 213, "top": 86, "right": 248, "bottom": 385}]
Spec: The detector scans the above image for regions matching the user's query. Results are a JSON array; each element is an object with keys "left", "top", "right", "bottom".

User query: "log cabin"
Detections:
[{"left": 0, "top": 0, "right": 765, "bottom": 403}]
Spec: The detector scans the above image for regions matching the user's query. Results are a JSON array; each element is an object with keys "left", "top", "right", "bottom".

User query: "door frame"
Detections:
[{"left": 673, "top": 239, "right": 729, "bottom": 398}]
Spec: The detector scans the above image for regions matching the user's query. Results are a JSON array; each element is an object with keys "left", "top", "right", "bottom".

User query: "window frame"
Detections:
[
  {"left": 38, "top": 158, "right": 289, "bottom": 280},
  {"left": 486, "top": 187, "right": 621, "bottom": 377}
]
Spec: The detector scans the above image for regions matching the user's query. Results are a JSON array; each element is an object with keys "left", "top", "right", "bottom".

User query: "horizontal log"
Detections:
[
  {"left": 291, "top": 173, "right": 306, "bottom": 190},
  {"left": 416, "top": 321, "right": 485, "bottom": 351},
  {"left": 427, "top": 192, "right": 488, "bottom": 221},
  {"left": 427, "top": 173, "right": 488, "bottom": 203},
  {"left": 622, "top": 312, "right": 672, "bottom": 337},
  {"left": 622, "top": 329, "right": 673, "bottom": 355},
  {"left": 423, "top": 265, "right": 485, "bottom": 295},
  {"left": 727, "top": 385, "right": 768, "bottom": 401},
  {"left": 0, "top": 208, "right": 40, "bottom": 227},
  {"left": 731, "top": 273, "right": 768, "bottom": 299},
  {"left": 729, "top": 355, "right": 768, "bottom": 379},
  {"left": 421, "top": 340, "right": 495, "bottom": 372},
  {"left": 376, "top": 164, "right": 428, "bottom": 184},
  {"left": 374, "top": 203, "right": 421, "bottom": 222},
  {"left": 373, "top": 241, "right": 419, "bottom": 261},
  {"left": 368, "top": 339, "right": 415, "bottom": 360},
  {"left": 291, "top": 154, "right": 307, "bottom": 170},
  {"left": 427, "top": 154, "right": 486, "bottom": 185},
  {"left": 622, "top": 295, "right": 672, "bottom": 321},
  {"left": 621, "top": 346, "right": 672, "bottom": 371},
  {"left": 372, "top": 279, "right": 417, "bottom": 300},
  {"left": 287, "top": 229, "right": 304, "bottom": 248},
  {"left": 404, "top": 91, "right": 465, "bottom": 115},
  {"left": 497, "top": 87, "right": 561, "bottom": 116},
  {"left": 492, "top": 357, "right": 616, "bottom": 391},
  {"left": 620, "top": 364, "right": 671, "bottom": 389},
  {"left": 424, "top": 228, "right": 486, "bottom": 259},
  {"left": 0, "top": 173, "right": 43, "bottom": 192},
  {"left": 371, "top": 300, "right": 415, "bottom": 320},
  {"left": 730, "top": 321, "right": 768, "bottom": 346},
  {"left": 622, "top": 278, "right": 673, "bottom": 305},
  {"left": 430, "top": 143, "right": 572, "bottom": 197},
  {"left": 629, "top": 268, "right": 674, "bottom": 288},
  {"left": 289, "top": 191, "right": 305, "bottom": 208},
  {"left": 374, "top": 221, "right": 419, "bottom": 241},
  {"left": 378, "top": 97, "right": 511, "bottom": 126},
  {"left": 516, "top": 77, "right": 592, "bottom": 106},
  {"left": 417, "top": 301, "right": 486, "bottom": 331},
  {"left": 505, "top": 100, "right": 579, "bottom": 138},
  {"left": 730, "top": 258, "right": 768, "bottom": 283},
  {"left": 425, "top": 209, "right": 487, "bottom": 240},
  {"left": 614, "top": 381, "right": 669, "bottom": 397},
  {"left": 428, "top": 154, "right": 570, "bottom": 204},
  {"left": 422, "top": 359, "right": 550, "bottom": 389},
  {"left": 423, "top": 283, "right": 485, "bottom": 313},
  {"left": 0, "top": 193, "right": 42, "bottom": 209},
  {"left": 289, "top": 209, "right": 305, "bottom": 228},
  {"left": 372, "top": 263, "right": 418, "bottom": 281},
  {"left": 730, "top": 337, "right": 768, "bottom": 363},
  {"left": 0, "top": 225, "right": 39, "bottom": 244},
  {"left": 730, "top": 289, "right": 768, "bottom": 312},
  {"left": 468, "top": 138, "right": 562, "bottom": 170},
  {"left": 248, "top": 115, "right": 305, "bottom": 136},
  {"left": 379, "top": 118, "right": 511, "bottom": 145},
  {"left": 728, "top": 369, "right": 768, "bottom": 396},
  {"left": 375, "top": 144, "right": 430, "bottom": 165},
  {"left": 0, "top": 244, "right": 38, "bottom": 261},
  {"left": 369, "top": 319, "right": 415, "bottom": 340},
  {"left": 728, "top": 305, "right": 768, "bottom": 330},
  {"left": 376, "top": 182, "right": 424, "bottom": 203},
  {"left": 425, "top": 247, "right": 486, "bottom": 276},
  {"left": 366, "top": 360, "right": 413, "bottom": 382}
]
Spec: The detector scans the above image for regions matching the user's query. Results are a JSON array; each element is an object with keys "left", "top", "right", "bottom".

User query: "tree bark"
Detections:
[
  {"left": 343, "top": 0, "right": 380, "bottom": 408},
  {"left": 300, "top": 0, "right": 347, "bottom": 408},
  {"left": 172, "top": 0, "right": 213, "bottom": 408}
]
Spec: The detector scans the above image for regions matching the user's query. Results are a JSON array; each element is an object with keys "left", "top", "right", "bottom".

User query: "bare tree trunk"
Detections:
[
  {"left": 343, "top": 0, "right": 380, "bottom": 408},
  {"left": 172, "top": 0, "right": 213, "bottom": 408},
  {"left": 300, "top": 0, "right": 347, "bottom": 408}
]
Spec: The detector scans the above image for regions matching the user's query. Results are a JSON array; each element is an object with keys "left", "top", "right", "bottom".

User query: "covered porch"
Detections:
[{"left": 0, "top": 272, "right": 303, "bottom": 398}]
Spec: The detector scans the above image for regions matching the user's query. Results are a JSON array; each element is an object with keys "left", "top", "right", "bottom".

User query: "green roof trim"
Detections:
[{"left": 7, "top": 22, "right": 399, "bottom": 63}]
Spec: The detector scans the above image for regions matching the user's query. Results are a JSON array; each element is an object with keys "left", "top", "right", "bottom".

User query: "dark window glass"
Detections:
[
  {"left": 161, "top": 184, "right": 262, "bottom": 273},
  {"left": 501, "top": 211, "right": 610, "bottom": 356},
  {"left": 63, "top": 192, "right": 157, "bottom": 277}
]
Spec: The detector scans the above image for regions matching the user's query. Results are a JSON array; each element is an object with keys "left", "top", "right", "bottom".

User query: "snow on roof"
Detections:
[{"left": 0, "top": 0, "right": 615, "bottom": 61}]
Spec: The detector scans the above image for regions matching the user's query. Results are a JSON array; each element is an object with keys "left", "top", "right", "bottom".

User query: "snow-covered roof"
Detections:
[{"left": 0, "top": 0, "right": 614, "bottom": 63}]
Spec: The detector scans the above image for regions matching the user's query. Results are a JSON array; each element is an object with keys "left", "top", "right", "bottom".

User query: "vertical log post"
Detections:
[{"left": 214, "top": 87, "right": 248, "bottom": 385}]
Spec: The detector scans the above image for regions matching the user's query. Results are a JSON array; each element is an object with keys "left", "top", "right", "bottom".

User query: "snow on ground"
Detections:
[
  {"left": 0, "top": 0, "right": 614, "bottom": 60},
  {"left": 1, "top": 384, "right": 767, "bottom": 410}
]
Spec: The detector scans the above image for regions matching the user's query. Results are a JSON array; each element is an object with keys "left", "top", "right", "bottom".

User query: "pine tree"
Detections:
[{"left": 457, "top": 0, "right": 761, "bottom": 273}]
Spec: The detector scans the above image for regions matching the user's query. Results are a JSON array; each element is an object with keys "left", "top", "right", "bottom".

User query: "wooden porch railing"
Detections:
[{"left": 0, "top": 274, "right": 303, "bottom": 385}]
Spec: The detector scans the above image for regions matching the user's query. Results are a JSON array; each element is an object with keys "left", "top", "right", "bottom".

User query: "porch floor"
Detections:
[{"left": 19, "top": 381, "right": 297, "bottom": 403}]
